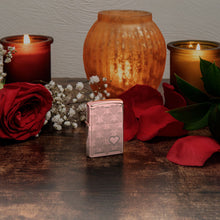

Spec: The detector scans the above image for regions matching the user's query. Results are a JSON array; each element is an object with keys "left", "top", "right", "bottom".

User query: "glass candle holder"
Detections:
[
  {"left": 0, "top": 35, "right": 53, "bottom": 84},
  {"left": 83, "top": 10, "right": 166, "bottom": 97},
  {"left": 167, "top": 40, "right": 220, "bottom": 92}
]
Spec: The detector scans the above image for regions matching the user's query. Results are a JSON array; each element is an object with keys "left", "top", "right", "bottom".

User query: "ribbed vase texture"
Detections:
[{"left": 83, "top": 10, "right": 166, "bottom": 97}]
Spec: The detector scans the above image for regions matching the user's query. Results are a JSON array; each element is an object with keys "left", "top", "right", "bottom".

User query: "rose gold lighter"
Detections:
[{"left": 86, "top": 99, "right": 123, "bottom": 157}]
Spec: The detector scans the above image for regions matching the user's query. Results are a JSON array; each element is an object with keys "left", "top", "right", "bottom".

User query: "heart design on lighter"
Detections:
[{"left": 109, "top": 135, "right": 120, "bottom": 145}]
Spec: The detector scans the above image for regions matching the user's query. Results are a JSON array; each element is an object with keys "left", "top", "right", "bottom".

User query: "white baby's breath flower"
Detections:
[
  {"left": 64, "top": 121, "right": 71, "bottom": 126},
  {"left": 61, "top": 93, "right": 66, "bottom": 98},
  {"left": 57, "top": 93, "right": 62, "bottom": 98},
  {"left": 44, "top": 76, "right": 111, "bottom": 132},
  {"left": 54, "top": 96, "right": 62, "bottom": 102},
  {"left": 106, "top": 92, "right": 111, "bottom": 97},
  {"left": 66, "top": 84, "right": 73, "bottom": 91},
  {"left": 8, "top": 46, "right": 15, "bottom": 51},
  {"left": 80, "top": 115, "right": 86, "bottom": 121},
  {"left": 77, "top": 103, "right": 86, "bottom": 112},
  {"left": 57, "top": 84, "right": 64, "bottom": 92},
  {"left": 89, "top": 75, "right": 100, "bottom": 84},
  {"left": 44, "top": 84, "right": 49, "bottom": 89},
  {"left": 75, "top": 82, "right": 84, "bottom": 91},
  {"left": 4, "top": 57, "right": 11, "bottom": 63},
  {"left": 46, "top": 111, "right": 51, "bottom": 121},
  {"left": 53, "top": 123, "right": 62, "bottom": 131},
  {"left": 51, "top": 107, "right": 56, "bottom": 113},
  {"left": 52, "top": 114, "right": 61, "bottom": 123},
  {"left": 97, "top": 92, "right": 103, "bottom": 99},
  {"left": 59, "top": 118, "right": 64, "bottom": 124},
  {"left": 72, "top": 122, "right": 78, "bottom": 128},
  {"left": 7, "top": 53, "right": 12, "bottom": 58},
  {"left": 69, "top": 108, "right": 76, "bottom": 117},
  {"left": 49, "top": 80, "right": 56, "bottom": 87},
  {"left": 89, "top": 93, "right": 95, "bottom": 99},
  {"left": 72, "top": 98, "right": 77, "bottom": 103},
  {"left": 61, "top": 107, "right": 66, "bottom": 114},
  {"left": 2, "top": 72, "right": 7, "bottom": 77},
  {"left": 94, "top": 95, "right": 100, "bottom": 101},
  {"left": 76, "top": 92, "right": 84, "bottom": 100}
]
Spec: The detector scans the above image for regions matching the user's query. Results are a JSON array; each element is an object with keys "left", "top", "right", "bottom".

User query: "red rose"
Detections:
[{"left": 0, "top": 82, "right": 52, "bottom": 140}]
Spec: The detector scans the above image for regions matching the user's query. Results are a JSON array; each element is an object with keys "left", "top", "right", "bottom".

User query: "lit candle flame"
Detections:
[
  {"left": 196, "top": 43, "right": 200, "bottom": 50},
  {"left": 23, "top": 34, "right": 30, "bottom": 44}
]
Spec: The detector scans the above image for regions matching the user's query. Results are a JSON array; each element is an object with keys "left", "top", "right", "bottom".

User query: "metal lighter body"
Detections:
[{"left": 86, "top": 99, "right": 123, "bottom": 157}]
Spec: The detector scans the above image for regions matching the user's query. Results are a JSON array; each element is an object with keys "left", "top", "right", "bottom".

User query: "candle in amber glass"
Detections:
[
  {"left": 167, "top": 40, "right": 220, "bottom": 92},
  {"left": 0, "top": 35, "right": 53, "bottom": 83},
  {"left": 83, "top": 10, "right": 166, "bottom": 97}
]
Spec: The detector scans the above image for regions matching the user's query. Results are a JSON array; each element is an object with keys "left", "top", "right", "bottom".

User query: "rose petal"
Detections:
[
  {"left": 157, "top": 121, "right": 188, "bottom": 137},
  {"left": 167, "top": 136, "right": 220, "bottom": 166},
  {"left": 136, "top": 105, "right": 187, "bottom": 141},
  {"left": 163, "top": 83, "right": 187, "bottom": 109},
  {"left": 1, "top": 87, "right": 20, "bottom": 114},
  {"left": 119, "top": 84, "right": 163, "bottom": 118},
  {"left": 123, "top": 102, "right": 139, "bottom": 141}
]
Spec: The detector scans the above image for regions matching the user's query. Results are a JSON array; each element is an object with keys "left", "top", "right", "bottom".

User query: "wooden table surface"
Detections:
[{"left": 0, "top": 79, "right": 219, "bottom": 220}]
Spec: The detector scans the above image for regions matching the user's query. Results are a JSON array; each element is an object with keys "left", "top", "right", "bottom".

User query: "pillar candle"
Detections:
[
  {"left": 167, "top": 40, "right": 220, "bottom": 92},
  {"left": 0, "top": 35, "right": 53, "bottom": 84}
]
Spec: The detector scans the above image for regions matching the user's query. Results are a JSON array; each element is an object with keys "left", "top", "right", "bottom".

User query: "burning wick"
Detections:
[
  {"left": 23, "top": 34, "right": 30, "bottom": 44},
  {"left": 196, "top": 43, "right": 200, "bottom": 50}
]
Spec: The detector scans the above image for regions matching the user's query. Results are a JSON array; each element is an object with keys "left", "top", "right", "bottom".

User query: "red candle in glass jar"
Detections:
[{"left": 0, "top": 34, "right": 53, "bottom": 83}]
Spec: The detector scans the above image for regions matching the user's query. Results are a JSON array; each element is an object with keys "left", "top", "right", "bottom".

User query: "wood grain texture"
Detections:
[
  {"left": 0, "top": 0, "right": 220, "bottom": 80},
  {"left": 0, "top": 79, "right": 219, "bottom": 220}
]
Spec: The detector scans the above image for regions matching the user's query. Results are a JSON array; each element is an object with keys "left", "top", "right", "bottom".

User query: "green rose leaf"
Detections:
[
  {"left": 200, "top": 58, "right": 220, "bottom": 96},
  {"left": 200, "top": 57, "right": 212, "bottom": 76},
  {"left": 175, "top": 74, "right": 210, "bottom": 103},
  {"left": 168, "top": 102, "right": 213, "bottom": 130},
  {"left": 208, "top": 104, "right": 220, "bottom": 142}
]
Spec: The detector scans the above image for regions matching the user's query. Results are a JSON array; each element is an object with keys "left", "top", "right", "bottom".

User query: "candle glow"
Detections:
[
  {"left": 23, "top": 34, "right": 30, "bottom": 44},
  {"left": 196, "top": 43, "right": 200, "bottom": 51},
  {"left": 0, "top": 35, "right": 53, "bottom": 83},
  {"left": 168, "top": 40, "right": 220, "bottom": 92}
]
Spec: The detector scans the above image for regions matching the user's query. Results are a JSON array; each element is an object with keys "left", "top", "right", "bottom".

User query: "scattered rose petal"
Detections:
[
  {"left": 163, "top": 82, "right": 187, "bottom": 109},
  {"left": 119, "top": 84, "right": 163, "bottom": 119},
  {"left": 136, "top": 105, "right": 187, "bottom": 141},
  {"left": 167, "top": 136, "right": 220, "bottom": 166},
  {"left": 158, "top": 121, "right": 188, "bottom": 137}
]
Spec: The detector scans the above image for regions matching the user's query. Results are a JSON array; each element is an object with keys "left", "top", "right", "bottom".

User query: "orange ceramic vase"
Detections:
[{"left": 83, "top": 10, "right": 166, "bottom": 97}]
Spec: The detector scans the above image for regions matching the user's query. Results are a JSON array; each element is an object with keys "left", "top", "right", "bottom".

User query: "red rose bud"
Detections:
[{"left": 0, "top": 82, "right": 52, "bottom": 140}]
